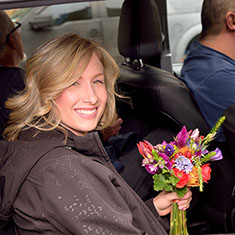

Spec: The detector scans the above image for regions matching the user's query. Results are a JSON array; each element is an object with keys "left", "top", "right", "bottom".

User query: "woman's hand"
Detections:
[
  {"left": 101, "top": 118, "right": 123, "bottom": 142},
  {"left": 153, "top": 189, "right": 192, "bottom": 216}
]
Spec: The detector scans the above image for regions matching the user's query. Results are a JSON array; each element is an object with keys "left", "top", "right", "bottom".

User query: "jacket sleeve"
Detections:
[
  {"left": 145, "top": 199, "right": 169, "bottom": 232},
  {"left": 42, "top": 153, "right": 152, "bottom": 235}
]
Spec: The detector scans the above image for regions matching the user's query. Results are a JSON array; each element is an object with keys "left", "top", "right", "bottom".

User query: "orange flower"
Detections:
[
  {"left": 188, "top": 166, "right": 200, "bottom": 187},
  {"left": 178, "top": 146, "right": 189, "bottom": 154},
  {"left": 188, "top": 164, "right": 212, "bottom": 187},
  {"left": 178, "top": 146, "right": 194, "bottom": 157}
]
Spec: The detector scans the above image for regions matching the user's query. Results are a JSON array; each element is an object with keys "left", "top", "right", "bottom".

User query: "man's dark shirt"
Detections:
[
  {"left": 180, "top": 41, "right": 235, "bottom": 142},
  {"left": 0, "top": 66, "right": 25, "bottom": 139}
]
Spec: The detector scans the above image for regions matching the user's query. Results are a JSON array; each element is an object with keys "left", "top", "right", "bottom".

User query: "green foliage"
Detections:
[
  {"left": 201, "top": 151, "right": 216, "bottom": 164},
  {"left": 153, "top": 173, "right": 187, "bottom": 197},
  {"left": 202, "top": 116, "right": 226, "bottom": 146},
  {"left": 176, "top": 187, "right": 187, "bottom": 197},
  {"left": 209, "top": 116, "right": 226, "bottom": 135},
  {"left": 153, "top": 173, "right": 179, "bottom": 192},
  {"left": 152, "top": 149, "right": 158, "bottom": 160}
]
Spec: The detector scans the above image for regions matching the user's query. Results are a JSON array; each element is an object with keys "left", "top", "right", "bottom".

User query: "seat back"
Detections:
[
  {"left": 116, "top": 1, "right": 235, "bottom": 232},
  {"left": 116, "top": 0, "right": 210, "bottom": 135}
]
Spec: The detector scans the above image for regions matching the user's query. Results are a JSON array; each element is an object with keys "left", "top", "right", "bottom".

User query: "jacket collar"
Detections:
[
  {"left": 19, "top": 127, "right": 109, "bottom": 160},
  {"left": 67, "top": 131, "right": 109, "bottom": 160}
]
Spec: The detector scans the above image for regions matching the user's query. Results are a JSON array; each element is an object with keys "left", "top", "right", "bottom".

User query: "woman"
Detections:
[{"left": 0, "top": 34, "right": 191, "bottom": 234}]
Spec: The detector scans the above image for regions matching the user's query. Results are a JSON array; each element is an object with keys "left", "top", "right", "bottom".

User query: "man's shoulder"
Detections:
[
  {"left": 187, "top": 41, "right": 235, "bottom": 65},
  {"left": 0, "top": 66, "right": 24, "bottom": 77},
  {"left": 0, "top": 66, "right": 25, "bottom": 92},
  {"left": 182, "top": 41, "right": 235, "bottom": 76}
]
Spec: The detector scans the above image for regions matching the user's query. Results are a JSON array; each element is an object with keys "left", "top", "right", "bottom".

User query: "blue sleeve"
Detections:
[{"left": 193, "top": 69, "right": 235, "bottom": 129}]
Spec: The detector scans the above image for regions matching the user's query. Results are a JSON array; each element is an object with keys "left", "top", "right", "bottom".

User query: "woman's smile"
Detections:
[
  {"left": 75, "top": 107, "right": 97, "bottom": 118},
  {"left": 55, "top": 52, "right": 107, "bottom": 136}
]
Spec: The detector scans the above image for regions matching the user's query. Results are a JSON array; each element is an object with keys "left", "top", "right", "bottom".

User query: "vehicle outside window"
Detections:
[
  {"left": 6, "top": 0, "right": 124, "bottom": 65},
  {"left": 167, "top": 0, "right": 203, "bottom": 74},
  {"left": 6, "top": 0, "right": 203, "bottom": 74}
]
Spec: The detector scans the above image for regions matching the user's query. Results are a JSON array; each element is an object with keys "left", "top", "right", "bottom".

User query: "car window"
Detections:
[
  {"left": 166, "top": 0, "right": 203, "bottom": 75},
  {"left": 167, "top": 0, "right": 203, "bottom": 13},
  {"left": 105, "top": 0, "right": 123, "bottom": 17},
  {"left": 6, "top": 0, "right": 202, "bottom": 75},
  {"left": 6, "top": 8, "right": 31, "bottom": 21},
  {"left": 33, "top": 3, "right": 92, "bottom": 27},
  {"left": 6, "top": 0, "right": 124, "bottom": 67}
]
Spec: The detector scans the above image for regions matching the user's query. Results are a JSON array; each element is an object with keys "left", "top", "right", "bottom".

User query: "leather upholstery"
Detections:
[
  {"left": 117, "top": 1, "right": 235, "bottom": 233},
  {"left": 118, "top": 0, "right": 163, "bottom": 61},
  {"left": 117, "top": 0, "right": 210, "bottom": 135}
]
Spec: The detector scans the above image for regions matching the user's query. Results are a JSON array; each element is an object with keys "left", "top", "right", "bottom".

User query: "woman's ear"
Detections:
[
  {"left": 7, "top": 33, "right": 17, "bottom": 49},
  {"left": 226, "top": 11, "right": 235, "bottom": 31}
]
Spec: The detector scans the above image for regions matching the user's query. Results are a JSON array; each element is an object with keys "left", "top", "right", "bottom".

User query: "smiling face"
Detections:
[{"left": 55, "top": 52, "right": 107, "bottom": 136}]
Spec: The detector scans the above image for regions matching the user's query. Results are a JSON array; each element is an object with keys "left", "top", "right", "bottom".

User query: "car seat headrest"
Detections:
[{"left": 118, "top": 0, "right": 163, "bottom": 60}]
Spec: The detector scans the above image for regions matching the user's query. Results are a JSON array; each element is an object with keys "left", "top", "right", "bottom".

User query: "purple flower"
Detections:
[
  {"left": 202, "top": 149, "right": 209, "bottom": 155},
  {"left": 175, "top": 155, "right": 193, "bottom": 173},
  {"left": 210, "top": 148, "right": 223, "bottom": 161},
  {"left": 195, "top": 148, "right": 208, "bottom": 157},
  {"left": 145, "top": 164, "right": 158, "bottom": 174},
  {"left": 158, "top": 152, "right": 172, "bottom": 170},
  {"left": 195, "top": 149, "right": 202, "bottom": 157},
  {"left": 164, "top": 144, "right": 175, "bottom": 156},
  {"left": 176, "top": 126, "right": 188, "bottom": 148}
]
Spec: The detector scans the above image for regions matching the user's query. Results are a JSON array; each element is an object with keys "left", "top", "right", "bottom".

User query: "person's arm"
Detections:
[
  {"left": 100, "top": 117, "right": 123, "bottom": 142},
  {"left": 195, "top": 69, "right": 235, "bottom": 129},
  {"left": 42, "top": 153, "right": 154, "bottom": 234}
]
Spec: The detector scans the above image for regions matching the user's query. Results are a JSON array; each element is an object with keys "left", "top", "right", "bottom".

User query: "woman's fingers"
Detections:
[
  {"left": 177, "top": 190, "right": 192, "bottom": 210},
  {"left": 153, "top": 189, "right": 192, "bottom": 216}
]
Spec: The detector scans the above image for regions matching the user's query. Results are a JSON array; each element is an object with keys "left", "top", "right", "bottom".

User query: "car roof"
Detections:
[{"left": 0, "top": 0, "right": 103, "bottom": 10}]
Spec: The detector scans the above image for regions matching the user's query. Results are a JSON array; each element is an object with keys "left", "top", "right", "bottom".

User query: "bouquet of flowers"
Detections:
[{"left": 137, "top": 116, "right": 225, "bottom": 235}]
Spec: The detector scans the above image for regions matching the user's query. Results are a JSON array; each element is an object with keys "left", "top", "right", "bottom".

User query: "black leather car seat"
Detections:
[
  {"left": 116, "top": 0, "right": 210, "bottom": 136},
  {"left": 115, "top": 0, "right": 235, "bottom": 233}
]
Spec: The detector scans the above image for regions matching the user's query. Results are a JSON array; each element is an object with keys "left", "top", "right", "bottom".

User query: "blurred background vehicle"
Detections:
[{"left": 5, "top": 0, "right": 203, "bottom": 75}]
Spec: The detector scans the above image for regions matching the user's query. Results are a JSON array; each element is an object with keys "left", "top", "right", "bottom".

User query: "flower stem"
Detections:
[{"left": 169, "top": 202, "right": 188, "bottom": 235}]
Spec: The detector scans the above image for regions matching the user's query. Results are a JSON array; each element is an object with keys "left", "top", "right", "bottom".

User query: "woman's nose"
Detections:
[{"left": 82, "top": 83, "right": 98, "bottom": 104}]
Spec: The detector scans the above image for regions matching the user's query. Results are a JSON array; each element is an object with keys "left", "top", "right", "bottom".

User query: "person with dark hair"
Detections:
[
  {"left": 0, "top": 10, "right": 25, "bottom": 140},
  {"left": 180, "top": 0, "right": 235, "bottom": 142},
  {"left": 0, "top": 34, "right": 191, "bottom": 235},
  {"left": 180, "top": 1, "right": 235, "bottom": 232}
]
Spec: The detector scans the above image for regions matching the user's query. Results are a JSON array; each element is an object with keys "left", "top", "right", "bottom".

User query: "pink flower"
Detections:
[
  {"left": 176, "top": 126, "right": 188, "bottom": 148},
  {"left": 190, "top": 128, "right": 199, "bottom": 140},
  {"left": 145, "top": 164, "right": 158, "bottom": 174},
  {"left": 137, "top": 140, "right": 154, "bottom": 159},
  {"left": 158, "top": 152, "right": 172, "bottom": 170}
]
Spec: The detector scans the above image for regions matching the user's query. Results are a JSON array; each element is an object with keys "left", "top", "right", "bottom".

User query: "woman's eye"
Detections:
[
  {"left": 72, "top": 81, "right": 79, "bottom": 86},
  {"left": 94, "top": 79, "right": 104, "bottom": 84}
]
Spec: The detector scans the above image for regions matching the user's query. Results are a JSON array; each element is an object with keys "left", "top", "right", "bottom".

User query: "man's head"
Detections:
[
  {"left": 0, "top": 10, "right": 24, "bottom": 66},
  {"left": 200, "top": 0, "right": 235, "bottom": 39}
]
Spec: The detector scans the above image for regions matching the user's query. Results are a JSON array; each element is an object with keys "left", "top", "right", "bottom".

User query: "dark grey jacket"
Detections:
[{"left": 0, "top": 129, "right": 167, "bottom": 234}]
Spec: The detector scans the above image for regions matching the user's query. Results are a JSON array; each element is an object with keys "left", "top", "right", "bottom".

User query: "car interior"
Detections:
[{"left": 0, "top": 0, "right": 235, "bottom": 234}]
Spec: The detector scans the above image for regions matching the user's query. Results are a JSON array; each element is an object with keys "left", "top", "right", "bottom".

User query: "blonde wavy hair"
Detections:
[{"left": 4, "top": 34, "right": 120, "bottom": 141}]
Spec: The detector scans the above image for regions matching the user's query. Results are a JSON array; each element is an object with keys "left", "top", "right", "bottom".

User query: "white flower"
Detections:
[{"left": 190, "top": 128, "right": 199, "bottom": 140}]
